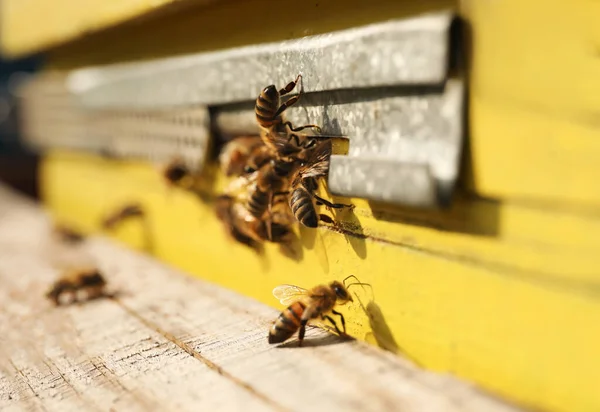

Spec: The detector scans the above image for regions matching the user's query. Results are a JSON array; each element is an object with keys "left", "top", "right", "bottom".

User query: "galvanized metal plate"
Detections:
[
  {"left": 18, "top": 10, "right": 464, "bottom": 208},
  {"left": 17, "top": 74, "right": 209, "bottom": 170},
  {"left": 68, "top": 11, "right": 455, "bottom": 109},
  {"left": 214, "top": 78, "right": 464, "bottom": 207}
]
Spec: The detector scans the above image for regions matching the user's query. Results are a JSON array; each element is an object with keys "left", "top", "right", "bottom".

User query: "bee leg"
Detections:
[
  {"left": 322, "top": 314, "right": 345, "bottom": 337},
  {"left": 298, "top": 320, "right": 307, "bottom": 346},
  {"left": 266, "top": 192, "right": 274, "bottom": 241},
  {"left": 331, "top": 309, "right": 347, "bottom": 335},
  {"left": 281, "top": 120, "right": 322, "bottom": 133},
  {"left": 314, "top": 195, "right": 354, "bottom": 211},
  {"left": 278, "top": 74, "right": 302, "bottom": 96},
  {"left": 319, "top": 214, "right": 335, "bottom": 225}
]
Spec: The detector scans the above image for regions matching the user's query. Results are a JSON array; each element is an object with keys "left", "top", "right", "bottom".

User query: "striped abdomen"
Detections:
[
  {"left": 289, "top": 187, "right": 318, "bottom": 228},
  {"left": 255, "top": 85, "right": 280, "bottom": 129},
  {"left": 247, "top": 187, "right": 269, "bottom": 218},
  {"left": 269, "top": 301, "right": 306, "bottom": 344}
]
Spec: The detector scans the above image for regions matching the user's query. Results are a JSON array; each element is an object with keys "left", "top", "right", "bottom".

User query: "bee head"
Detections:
[{"left": 331, "top": 281, "right": 353, "bottom": 303}]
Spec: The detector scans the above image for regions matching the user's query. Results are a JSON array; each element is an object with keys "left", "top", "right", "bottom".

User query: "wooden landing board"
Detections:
[{"left": 0, "top": 184, "right": 520, "bottom": 412}]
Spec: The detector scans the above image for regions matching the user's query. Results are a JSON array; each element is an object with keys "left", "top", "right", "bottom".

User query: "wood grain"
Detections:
[
  {"left": 0, "top": 184, "right": 520, "bottom": 411},
  {"left": 41, "top": 151, "right": 600, "bottom": 412}
]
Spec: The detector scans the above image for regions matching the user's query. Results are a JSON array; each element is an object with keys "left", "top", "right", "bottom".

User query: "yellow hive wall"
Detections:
[{"left": 7, "top": 0, "right": 600, "bottom": 411}]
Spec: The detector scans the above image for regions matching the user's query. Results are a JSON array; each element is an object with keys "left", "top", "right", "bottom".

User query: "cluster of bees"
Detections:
[
  {"left": 165, "top": 74, "right": 354, "bottom": 252},
  {"left": 46, "top": 75, "right": 368, "bottom": 346}
]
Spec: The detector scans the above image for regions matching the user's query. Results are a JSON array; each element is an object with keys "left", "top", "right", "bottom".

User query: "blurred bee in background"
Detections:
[
  {"left": 162, "top": 157, "right": 195, "bottom": 189},
  {"left": 101, "top": 203, "right": 145, "bottom": 231},
  {"left": 268, "top": 275, "right": 368, "bottom": 345},
  {"left": 46, "top": 268, "right": 108, "bottom": 305},
  {"left": 219, "top": 135, "right": 266, "bottom": 177},
  {"left": 215, "top": 193, "right": 295, "bottom": 249},
  {"left": 52, "top": 223, "right": 86, "bottom": 245}
]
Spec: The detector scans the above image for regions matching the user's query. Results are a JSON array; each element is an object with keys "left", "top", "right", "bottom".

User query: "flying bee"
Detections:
[
  {"left": 255, "top": 74, "right": 321, "bottom": 137},
  {"left": 102, "top": 203, "right": 145, "bottom": 230},
  {"left": 46, "top": 268, "right": 108, "bottom": 305},
  {"left": 268, "top": 276, "right": 368, "bottom": 345},
  {"left": 287, "top": 140, "right": 354, "bottom": 228}
]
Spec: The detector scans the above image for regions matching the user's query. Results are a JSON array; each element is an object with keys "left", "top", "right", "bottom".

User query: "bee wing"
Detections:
[
  {"left": 223, "top": 171, "right": 258, "bottom": 196},
  {"left": 291, "top": 140, "right": 333, "bottom": 187},
  {"left": 272, "top": 284, "right": 309, "bottom": 306}
]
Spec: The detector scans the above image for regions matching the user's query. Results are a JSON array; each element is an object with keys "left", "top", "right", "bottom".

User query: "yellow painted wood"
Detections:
[
  {"left": 0, "top": 0, "right": 210, "bottom": 57},
  {"left": 42, "top": 150, "right": 600, "bottom": 412},
  {"left": 462, "top": 0, "right": 600, "bottom": 204},
  {"left": 44, "top": 0, "right": 456, "bottom": 68}
]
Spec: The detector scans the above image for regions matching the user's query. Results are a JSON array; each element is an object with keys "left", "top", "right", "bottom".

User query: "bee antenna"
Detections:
[
  {"left": 343, "top": 274, "right": 361, "bottom": 287},
  {"left": 346, "top": 282, "right": 372, "bottom": 292}
]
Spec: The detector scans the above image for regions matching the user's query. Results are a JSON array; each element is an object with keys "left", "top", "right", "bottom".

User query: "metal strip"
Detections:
[
  {"left": 68, "top": 11, "right": 454, "bottom": 109},
  {"left": 17, "top": 10, "right": 464, "bottom": 207},
  {"left": 214, "top": 79, "right": 464, "bottom": 207}
]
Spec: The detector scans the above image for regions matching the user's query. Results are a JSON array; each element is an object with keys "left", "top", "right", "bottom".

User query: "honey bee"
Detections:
[
  {"left": 255, "top": 74, "right": 321, "bottom": 136},
  {"left": 215, "top": 194, "right": 294, "bottom": 249},
  {"left": 218, "top": 135, "right": 266, "bottom": 177},
  {"left": 269, "top": 276, "right": 367, "bottom": 345},
  {"left": 52, "top": 224, "right": 85, "bottom": 244},
  {"left": 162, "top": 157, "right": 196, "bottom": 189},
  {"left": 287, "top": 139, "right": 353, "bottom": 228},
  {"left": 102, "top": 203, "right": 145, "bottom": 230},
  {"left": 46, "top": 268, "right": 108, "bottom": 305}
]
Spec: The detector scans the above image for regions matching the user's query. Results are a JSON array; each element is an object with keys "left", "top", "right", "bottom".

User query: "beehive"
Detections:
[{"left": 3, "top": 1, "right": 599, "bottom": 411}]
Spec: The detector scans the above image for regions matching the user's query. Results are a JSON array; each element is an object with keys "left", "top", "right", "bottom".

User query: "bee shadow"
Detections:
[
  {"left": 275, "top": 332, "right": 354, "bottom": 349},
  {"left": 355, "top": 295, "right": 422, "bottom": 366},
  {"left": 299, "top": 225, "right": 317, "bottom": 250},
  {"left": 278, "top": 231, "right": 304, "bottom": 262}
]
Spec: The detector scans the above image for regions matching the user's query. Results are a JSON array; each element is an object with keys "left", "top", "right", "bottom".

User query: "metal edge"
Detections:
[{"left": 68, "top": 10, "right": 455, "bottom": 109}]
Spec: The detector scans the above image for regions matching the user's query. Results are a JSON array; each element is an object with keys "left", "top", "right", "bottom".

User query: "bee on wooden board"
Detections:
[
  {"left": 269, "top": 276, "right": 369, "bottom": 345},
  {"left": 46, "top": 268, "right": 108, "bottom": 305},
  {"left": 52, "top": 224, "right": 86, "bottom": 244},
  {"left": 102, "top": 203, "right": 145, "bottom": 230}
]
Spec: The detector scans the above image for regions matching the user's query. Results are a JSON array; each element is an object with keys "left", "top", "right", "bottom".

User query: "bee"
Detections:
[
  {"left": 287, "top": 139, "right": 354, "bottom": 228},
  {"left": 218, "top": 135, "right": 266, "bottom": 177},
  {"left": 255, "top": 74, "right": 321, "bottom": 136},
  {"left": 52, "top": 224, "right": 85, "bottom": 244},
  {"left": 46, "top": 268, "right": 108, "bottom": 305},
  {"left": 162, "top": 157, "right": 196, "bottom": 189},
  {"left": 215, "top": 194, "right": 294, "bottom": 249},
  {"left": 268, "top": 276, "right": 368, "bottom": 345},
  {"left": 102, "top": 203, "right": 145, "bottom": 230}
]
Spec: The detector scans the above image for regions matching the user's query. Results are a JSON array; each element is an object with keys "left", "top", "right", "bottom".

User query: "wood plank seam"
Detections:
[
  {"left": 114, "top": 299, "right": 290, "bottom": 412},
  {"left": 0, "top": 183, "right": 526, "bottom": 412}
]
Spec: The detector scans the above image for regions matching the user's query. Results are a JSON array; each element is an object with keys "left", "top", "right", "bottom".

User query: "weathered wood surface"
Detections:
[{"left": 0, "top": 184, "right": 522, "bottom": 412}]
